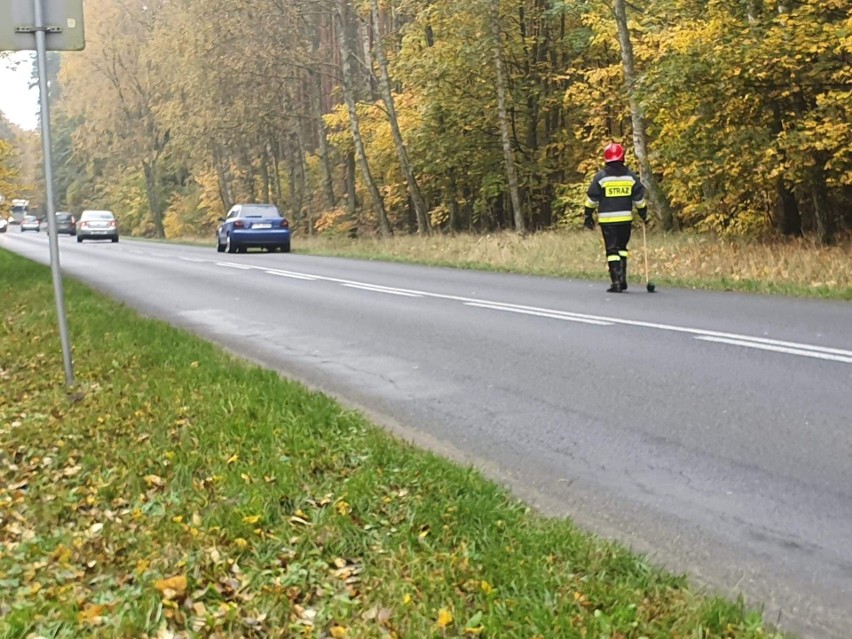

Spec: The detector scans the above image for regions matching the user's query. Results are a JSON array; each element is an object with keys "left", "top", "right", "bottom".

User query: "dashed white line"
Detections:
[
  {"left": 343, "top": 283, "right": 422, "bottom": 297},
  {"left": 265, "top": 270, "right": 318, "bottom": 281},
  {"left": 217, "top": 262, "right": 253, "bottom": 270}
]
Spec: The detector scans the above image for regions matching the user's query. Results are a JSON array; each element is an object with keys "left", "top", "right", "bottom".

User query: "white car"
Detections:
[
  {"left": 77, "top": 210, "right": 119, "bottom": 243},
  {"left": 0, "top": 217, "right": 7, "bottom": 233}
]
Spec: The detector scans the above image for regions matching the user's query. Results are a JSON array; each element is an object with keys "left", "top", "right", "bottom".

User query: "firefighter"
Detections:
[{"left": 583, "top": 143, "right": 648, "bottom": 292}]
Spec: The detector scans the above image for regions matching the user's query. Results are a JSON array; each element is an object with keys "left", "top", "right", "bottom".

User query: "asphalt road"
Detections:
[{"left": 3, "top": 231, "right": 851, "bottom": 638}]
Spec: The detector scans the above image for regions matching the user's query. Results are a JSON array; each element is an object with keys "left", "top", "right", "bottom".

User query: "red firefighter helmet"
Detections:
[{"left": 604, "top": 143, "right": 625, "bottom": 163}]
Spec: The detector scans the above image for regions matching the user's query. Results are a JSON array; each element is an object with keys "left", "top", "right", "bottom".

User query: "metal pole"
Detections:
[{"left": 33, "top": 0, "right": 74, "bottom": 385}]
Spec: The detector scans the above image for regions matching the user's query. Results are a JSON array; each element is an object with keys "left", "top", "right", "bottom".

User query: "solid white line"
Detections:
[
  {"left": 342, "top": 284, "right": 422, "bottom": 297},
  {"left": 466, "top": 302, "right": 613, "bottom": 326},
  {"left": 695, "top": 334, "right": 852, "bottom": 357},
  {"left": 464, "top": 301, "right": 852, "bottom": 359},
  {"left": 696, "top": 336, "right": 852, "bottom": 364},
  {"left": 179, "top": 257, "right": 206, "bottom": 263}
]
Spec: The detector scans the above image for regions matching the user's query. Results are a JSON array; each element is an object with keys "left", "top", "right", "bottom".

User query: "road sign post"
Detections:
[
  {"left": 0, "top": 0, "right": 84, "bottom": 51},
  {"left": 2, "top": 0, "right": 85, "bottom": 386}
]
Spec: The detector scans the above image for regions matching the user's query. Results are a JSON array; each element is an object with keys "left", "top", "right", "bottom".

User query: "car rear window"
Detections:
[
  {"left": 240, "top": 206, "right": 281, "bottom": 218},
  {"left": 56, "top": 214, "right": 72, "bottom": 221},
  {"left": 82, "top": 212, "right": 115, "bottom": 220}
]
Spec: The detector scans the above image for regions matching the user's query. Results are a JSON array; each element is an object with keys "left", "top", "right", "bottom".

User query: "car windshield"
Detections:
[
  {"left": 240, "top": 206, "right": 280, "bottom": 218},
  {"left": 82, "top": 212, "right": 114, "bottom": 220},
  {"left": 24, "top": 216, "right": 37, "bottom": 221}
]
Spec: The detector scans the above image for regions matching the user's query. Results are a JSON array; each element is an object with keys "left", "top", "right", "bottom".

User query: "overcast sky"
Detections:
[{"left": 0, "top": 52, "right": 39, "bottom": 131}]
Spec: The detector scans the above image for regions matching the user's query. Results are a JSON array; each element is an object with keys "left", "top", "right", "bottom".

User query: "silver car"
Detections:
[
  {"left": 20, "top": 215, "right": 41, "bottom": 232},
  {"left": 77, "top": 210, "right": 118, "bottom": 243}
]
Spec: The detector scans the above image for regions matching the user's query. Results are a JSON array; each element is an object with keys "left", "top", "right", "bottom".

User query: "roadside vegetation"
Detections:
[
  {"left": 0, "top": 251, "right": 791, "bottom": 638},
  {"left": 170, "top": 228, "right": 852, "bottom": 301},
  {"left": 295, "top": 229, "right": 852, "bottom": 300}
]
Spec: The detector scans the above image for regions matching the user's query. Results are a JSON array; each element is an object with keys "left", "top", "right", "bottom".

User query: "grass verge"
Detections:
[
  {"left": 1, "top": 248, "right": 787, "bottom": 638},
  {"left": 286, "top": 230, "right": 851, "bottom": 301}
]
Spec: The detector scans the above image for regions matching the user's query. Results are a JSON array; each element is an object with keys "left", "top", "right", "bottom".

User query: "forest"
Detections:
[{"left": 2, "top": 0, "right": 850, "bottom": 245}]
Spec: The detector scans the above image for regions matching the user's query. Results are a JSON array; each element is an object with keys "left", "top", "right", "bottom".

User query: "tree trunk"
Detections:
[
  {"left": 307, "top": 11, "right": 338, "bottom": 211},
  {"left": 259, "top": 142, "right": 271, "bottom": 204},
  {"left": 489, "top": 0, "right": 525, "bottom": 234},
  {"left": 337, "top": 0, "right": 390, "bottom": 236},
  {"left": 269, "top": 141, "right": 282, "bottom": 209},
  {"left": 240, "top": 147, "right": 256, "bottom": 202},
  {"left": 295, "top": 128, "right": 312, "bottom": 235},
  {"left": 212, "top": 144, "right": 234, "bottom": 212},
  {"left": 285, "top": 135, "right": 299, "bottom": 220},
  {"left": 312, "top": 72, "right": 337, "bottom": 210},
  {"left": 612, "top": 0, "right": 675, "bottom": 231},
  {"left": 811, "top": 153, "right": 835, "bottom": 245},
  {"left": 345, "top": 150, "right": 358, "bottom": 221},
  {"left": 142, "top": 159, "right": 165, "bottom": 238},
  {"left": 370, "top": 0, "right": 431, "bottom": 235},
  {"left": 774, "top": 179, "right": 801, "bottom": 236}
]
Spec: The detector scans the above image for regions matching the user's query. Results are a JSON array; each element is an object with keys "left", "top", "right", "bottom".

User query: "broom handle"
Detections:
[{"left": 642, "top": 222, "right": 650, "bottom": 284}]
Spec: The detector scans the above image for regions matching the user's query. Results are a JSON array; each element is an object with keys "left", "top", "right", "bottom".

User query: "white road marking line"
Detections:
[
  {"left": 695, "top": 336, "right": 852, "bottom": 364},
  {"left": 179, "top": 257, "right": 207, "bottom": 263},
  {"left": 211, "top": 262, "right": 850, "bottom": 363},
  {"left": 342, "top": 283, "right": 422, "bottom": 297},
  {"left": 692, "top": 334, "right": 851, "bottom": 357},
  {"left": 216, "top": 262, "right": 253, "bottom": 270},
  {"left": 466, "top": 302, "right": 613, "bottom": 326},
  {"left": 265, "top": 270, "right": 317, "bottom": 280}
]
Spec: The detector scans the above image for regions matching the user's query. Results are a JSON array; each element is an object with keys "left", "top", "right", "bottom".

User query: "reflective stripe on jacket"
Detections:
[{"left": 585, "top": 163, "right": 647, "bottom": 224}]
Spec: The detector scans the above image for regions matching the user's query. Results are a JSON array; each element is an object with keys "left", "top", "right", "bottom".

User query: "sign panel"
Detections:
[{"left": 0, "top": 0, "right": 84, "bottom": 51}]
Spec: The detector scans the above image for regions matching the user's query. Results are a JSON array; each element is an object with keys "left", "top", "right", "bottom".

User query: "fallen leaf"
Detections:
[
  {"left": 143, "top": 474, "right": 165, "bottom": 488},
  {"left": 437, "top": 608, "right": 453, "bottom": 628},
  {"left": 155, "top": 575, "right": 188, "bottom": 599},
  {"left": 78, "top": 603, "right": 106, "bottom": 623}
]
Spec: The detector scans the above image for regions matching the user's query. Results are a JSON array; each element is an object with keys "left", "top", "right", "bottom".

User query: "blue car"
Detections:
[{"left": 216, "top": 203, "right": 291, "bottom": 254}]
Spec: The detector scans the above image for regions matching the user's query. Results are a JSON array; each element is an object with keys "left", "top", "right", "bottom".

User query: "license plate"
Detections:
[{"left": 253, "top": 223, "right": 272, "bottom": 229}]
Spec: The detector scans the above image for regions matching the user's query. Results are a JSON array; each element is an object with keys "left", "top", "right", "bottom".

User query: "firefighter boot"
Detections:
[
  {"left": 607, "top": 261, "right": 624, "bottom": 293},
  {"left": 620, "top": 256, "right": 628, "bottom": 291}
]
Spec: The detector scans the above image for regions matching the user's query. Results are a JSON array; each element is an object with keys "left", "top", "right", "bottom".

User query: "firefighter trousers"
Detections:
[{"left": 601, "top": 222, "right": 632, "bottom": 264}]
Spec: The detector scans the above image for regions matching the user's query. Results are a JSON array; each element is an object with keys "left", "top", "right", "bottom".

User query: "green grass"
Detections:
[{"left": 0, "top": 248, "right": 789, "bottom": 638}]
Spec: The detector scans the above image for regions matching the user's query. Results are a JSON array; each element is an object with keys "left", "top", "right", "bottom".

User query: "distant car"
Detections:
[
  {"left": 49, "top": 212, "right": 77, "bottom": 236},
  {"left": 0, "top": 217, "right": 7, "bottom": 233},
  {"left": 77, "top": 210, "right": 118, "bottom": 243},
  {"left": 20, "top": 215, "right": 41, "bottom": 232},
  {"left": 216, "top": 203, "right": 290, "bottom": 254}
]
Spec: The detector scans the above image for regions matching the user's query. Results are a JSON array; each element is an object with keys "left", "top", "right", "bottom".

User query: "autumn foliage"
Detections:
[{"left": 38, "top": 0, "right": 852, "bottom": 244}]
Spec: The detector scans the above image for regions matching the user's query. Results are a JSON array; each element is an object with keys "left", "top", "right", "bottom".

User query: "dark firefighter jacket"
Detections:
[{"left": 584, "top": 162, "right": 647, "bottom": 224}]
